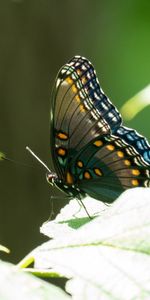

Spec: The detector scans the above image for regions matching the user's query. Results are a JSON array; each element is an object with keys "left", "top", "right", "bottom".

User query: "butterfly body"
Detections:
[
  {"left": 47, "top": 56, "right": 150, "bottom": 203},
  {"left": 47, "top": 172, "right": 86, "bottom": 200}
]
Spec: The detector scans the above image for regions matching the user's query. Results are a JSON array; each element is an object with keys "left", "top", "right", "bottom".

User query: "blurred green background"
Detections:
[{"left": 0, "top": 0, "right": 150, "bottom": 263}]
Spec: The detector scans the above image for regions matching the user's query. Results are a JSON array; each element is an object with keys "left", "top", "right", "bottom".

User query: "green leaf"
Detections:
[
  {"left": 0, "top": 152, "right": 6, "bottom": 161},
  {"left": 0, "top": 259, "right": 71, "bottom": 300},
  {"left": 120, "top": 85, "right": 150, "bottom": 121},
  {"left": 33, "top": 188, "right": 150, "bottom": 300},
  {"left": 0, "top": 245, "right": 10, "bottom": 254}
]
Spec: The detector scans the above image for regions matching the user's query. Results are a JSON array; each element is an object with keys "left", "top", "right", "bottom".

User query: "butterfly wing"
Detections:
[
  {"left": 116, "top": 126, "right": 150, "bottom": 164},
  {"left": 50, "top": 56, "right": 122, "bottom": 180},
  {"left": 50, "top": 55, "right": 150, "bottom": 203},
  {"left": 68, "top": 134, "right": 150, "bottom": 203}
]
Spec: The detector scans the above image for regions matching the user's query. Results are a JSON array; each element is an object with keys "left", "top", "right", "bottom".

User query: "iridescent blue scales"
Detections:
[{"left": 48, "top": 55, "right": 150, "bottom": 203}]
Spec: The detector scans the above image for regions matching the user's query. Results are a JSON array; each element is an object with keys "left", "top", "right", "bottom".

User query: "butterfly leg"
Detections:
[
  {"left": 46, "top": 195, "right": 56, "bottom": 221},
  {"left": 76, "top": 197, "right": 93, "bottom": 220}
]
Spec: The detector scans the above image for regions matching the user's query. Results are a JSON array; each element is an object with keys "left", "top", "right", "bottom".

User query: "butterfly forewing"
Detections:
[
  {"left": 68, "top": 56, "right": 122, "bottom": 131},
  {"left": 50, "top": 56, "right": 122, "bottom": 180}
]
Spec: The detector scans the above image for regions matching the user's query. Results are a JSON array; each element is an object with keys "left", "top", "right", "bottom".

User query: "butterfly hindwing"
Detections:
[
  {"left": 68, "top": 135, "right": 150, "bottom": 202},
  {"left": 116, "top": 126, "right": 150, "bottom": 164}
]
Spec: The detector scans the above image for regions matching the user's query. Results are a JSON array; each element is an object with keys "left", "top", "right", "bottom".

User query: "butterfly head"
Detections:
[{"left": 46, "top": 172, "right": 58, "bottom": 186}]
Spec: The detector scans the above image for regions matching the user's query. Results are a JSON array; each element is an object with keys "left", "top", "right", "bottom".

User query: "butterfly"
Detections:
[{"left": 46, "top": 55, "right": 150, "bottom": 203}]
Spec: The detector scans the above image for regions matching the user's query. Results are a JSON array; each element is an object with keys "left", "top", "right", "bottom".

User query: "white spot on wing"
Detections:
[
  {"left": 91, "top": 111, "right": 98, "bottom": 120},
  {"left": 82, "top": 65, "right": 86, "bottom": 71},
  {"left": 87, "top": 72, "right": 91, "bottom": 79},
  {"left": 94, "top": 92, "right": 100, "bottom": 100},
  {"left": 90, "top": 82, "right": 94, "bottom": 89},
  {"left": 61, "top": 69, "right": 66, "bottom": 74},
  {"left": 56, "top": 78, "right": 61, "bottom": 88},
  {"left": 101, "top": 102, "right": 108, "bottom": 110},
  {"left": 108, "top": 112, "right": 114, "bottom": 118},
  {"left": 84, "top": 100, "right": 90, "bottom": 110}
]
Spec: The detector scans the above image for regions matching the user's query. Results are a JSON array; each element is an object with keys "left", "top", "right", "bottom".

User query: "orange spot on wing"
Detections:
[
  {"left": 57, "top": 132, "right": 68, "bottom": 140},
  {"left": 80, "top": 104, "right": 86, "bottom": 112},
  {"left": 124, "top": 159, "right": 131, "bottom": 166},
  {"left": 84, "top": 171, "right": 91, "bottom": 179},
  {"left": 66, "top": 172, "right": 74, "bottom": 184},
  {"left": 117, "top": 151, "right": 124, "bottom": 158},
  {"left": 77, "top": 161, "right": 83, "bottom": 168},
  {"left": 94, "top": 168, "right": 102, "bottom": 176},
  {"left": 66, "top": 77, "right": 73, "bottom": 85},
  {"left": 93, "top": 140, "right": 103, "bottom": 147},
  {"left": 82, "top": 76, "right": 87, "bottom": 84},
  {"left": 77, "top": 69, "right": 82, "bottom": 76},
  {"left": 57, "top": 148, "right": 66, "bottom": 156},
  {"left": 72, "top": 84, "right": 77, "bottom": 93},
  {"left": 75, "top": 95, "right": 80, "bottom": 103},
  {"left": 131, "top": 179, "right": 139, "bottom": 186},
  {"left": 106, "top": 144, "right": 115, "bottom": 151},
  {"left": 132, "top": 169, "right": 140, "bottom": 176}
]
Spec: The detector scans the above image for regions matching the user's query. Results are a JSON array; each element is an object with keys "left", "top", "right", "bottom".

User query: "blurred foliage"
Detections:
[
  {"left": 0, "top": 0, "right": 150, "bottom": 264},
  {"left": 0, "top": 259, "right": 70, "bottom": 300},
  {"left": 121, "top": 85, "right": 150, "bottom": 120}
]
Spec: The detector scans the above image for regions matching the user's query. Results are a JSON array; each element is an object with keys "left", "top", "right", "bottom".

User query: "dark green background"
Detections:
[{"left": 0, "top": 0, "right": 150, "bottom": 263}]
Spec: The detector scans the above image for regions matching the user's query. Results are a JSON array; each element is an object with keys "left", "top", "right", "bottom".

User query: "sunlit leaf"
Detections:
[
  {"left": 33, "top": 188, "right": 150, "bottom": 300},
  {"left": 40, "top": 197, "right": 106, "bottom": 238},
  {"left": 0, "top": 259, "right": 71, "bottom": 300}
]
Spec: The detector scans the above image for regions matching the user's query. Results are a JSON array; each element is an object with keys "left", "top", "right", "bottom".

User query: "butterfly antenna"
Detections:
[{"left": 26, "top": 146, "right": 51, "bottom": 174}]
